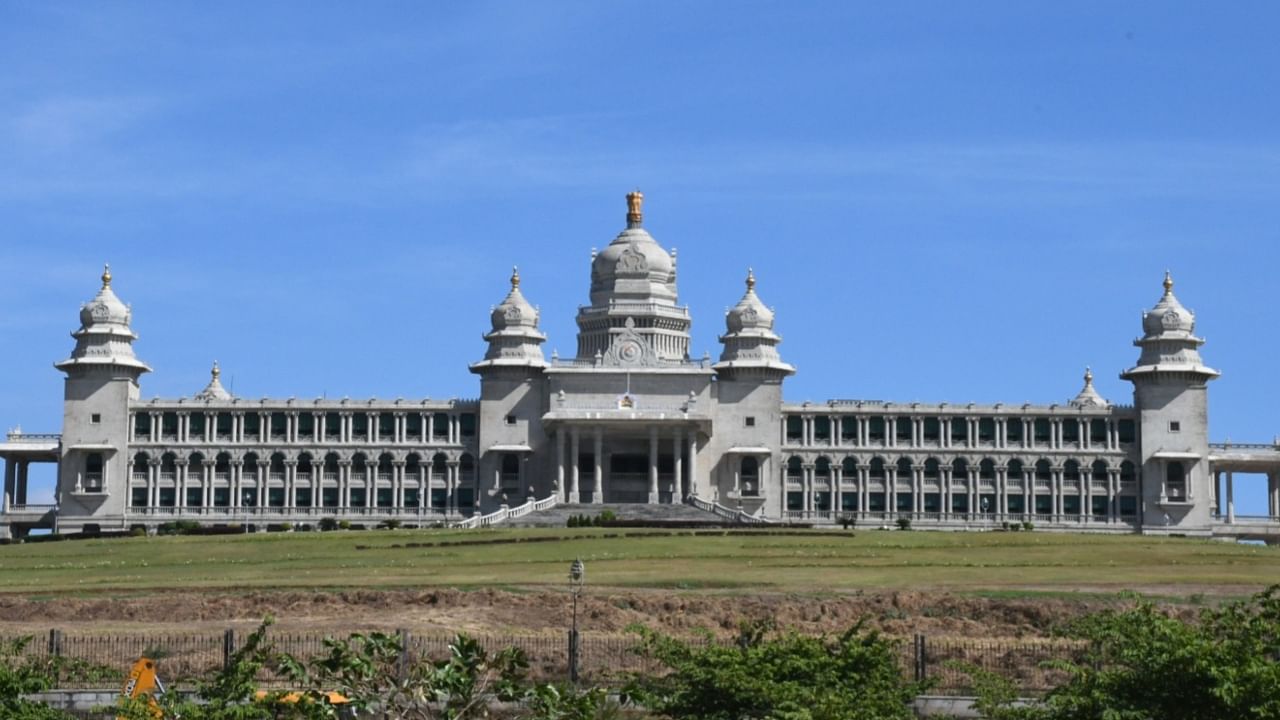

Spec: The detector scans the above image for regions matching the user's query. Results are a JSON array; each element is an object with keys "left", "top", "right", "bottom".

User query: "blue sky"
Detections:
[{"left": 2, "top": 2, "right": 1278, "bottom": 511}]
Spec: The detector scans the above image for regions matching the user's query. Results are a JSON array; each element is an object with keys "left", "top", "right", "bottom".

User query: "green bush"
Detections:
[
  {"left": 626, "top": 619, "right": 924, "bottom": 720},
  {"left": 318, "top": 517, "right": 338, "bottom": 531},
  {"left": 597, "top": 509, "right": 617, "bottom": 525},
  {"left": 382, "top": 519, "right": 401, "bottom": 530},
  {"left": 338, "top": 520, "right": 351, "bottom": 530},
  {"left": 839, "top": 515, "right": 856, "bottom": 529},
  {"left": 895, "top": 517, "right": 912, "bottom": 531},
  {"left": 1021, "top": 521, "right": 1034, "bottom": 531}
]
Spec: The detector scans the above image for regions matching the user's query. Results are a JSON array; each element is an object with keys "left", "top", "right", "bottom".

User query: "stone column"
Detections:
[
  {"left": 941, "top": 468, "right": 952, "bottom": 518},
  {"left": 648, "top": 426, "right": 659, "bottom": 503},
  {"left": 802, "top": 465, "right": 812, "bottom": 514},
  {"left": 887, "top": 417, "right": 896, "bottom": 449},
  {"left": 592, "top": 428, "right": 603, "bottom": 504},
  {"left": 1226, "top": 472, "right": 1235, "bottom": 523},
  {"left": 339, "top": 461, "right": 351, "bottom": 508},
  {"left": 672, "top": 428, "right": 683, "bottom": 500},
  {"left": 996, "top": 468, "right": 1008, "bottom": 516},
  {"left": 286, "top": 460, "right": 298, "bottom": 508},
  {"left": 204, "top": 464, "right": 213, "bottom": 509},
  {"left": 393, "top": 461, "right": 406, "bottom": 508},
  {"left": 231, "top": 460, "right": 243, "bottom": 509},
  {"left": 3, "top": 459, "right": 14, "bottom": 508},
  {"left": 687, "top": 431, "right": 698, "bottom": 499},
  {"left": 149, "top": 459, "right": 160, "bottom": 508},
  {"left": 1270, "top": 472, "right": 1279, "bottom": 518},
  {"left": 176, "top": 460, "right": 188, "bottom": 508},
  {"left": 569, "top": 427, "right": 580, "bottom": 503},
  {"left": 555, "top": 427, "right": 566, "bottom": 501}
]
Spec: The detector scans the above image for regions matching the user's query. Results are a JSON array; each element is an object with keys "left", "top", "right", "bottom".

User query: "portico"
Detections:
[{"left": 546, "top": 413, "right": 709, "bottom": 504}]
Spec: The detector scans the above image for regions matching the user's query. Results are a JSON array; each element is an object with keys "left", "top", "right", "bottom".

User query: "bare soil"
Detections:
[{"left": 0, "top": 587, "right": 1207, "bottom": 638}]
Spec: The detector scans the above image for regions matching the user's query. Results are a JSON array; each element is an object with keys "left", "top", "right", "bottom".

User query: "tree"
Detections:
[
  {"left": 0, "top": 636, "right": 78, "bottom": 720},
  {"left": 623, "top": 619, "right": 923, "bottom": 720}
]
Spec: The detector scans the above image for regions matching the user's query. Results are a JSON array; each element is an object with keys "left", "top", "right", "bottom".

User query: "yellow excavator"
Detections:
[{"left": 119, "top": 656, "right": 352, "bottom": 719}]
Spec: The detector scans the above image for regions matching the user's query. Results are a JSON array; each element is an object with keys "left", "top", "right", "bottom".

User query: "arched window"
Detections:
[
  {"left": 432, "top": 453, "right": 448, "bottom": 481},
  {"left": 869, "top": 457, "right": 886, "bottom": 480},
  {"left": 1166, "top": 461, "right": 1187, "bottom": 501},
  {"left": 406, "top": 453, "right": 422, "bottom": 476},
  {"left": 324, "top": 453, "right": 341, "bottom": 474},
  {"left": 923, "top": 458, "right": 940, "bottom": 480},
  {"left": 896, "top": 457, "right": 913, "bottom": 480},
  {"left": 815, "top": 457, "right": 831, "bottom": 480},
  {"left": 1064, "top": 460, "right": 1080, "bottom": 482},
  {"left": 378, "top": 453, "right": 394, "bottom": 479},
  {"left": 459, "top": 454, "right": 476, "bottom": 483},
  {"left": 841, "top": 457, "right": 857, "bottom": 477},
  {"left": 242, "top": 453, "right": 259, "bottom": 474},
  {"left": 1120, "top": 460, "right": 1136, "bottom": 484},
  {"left": 1092, "top": 460, "right": 1108, "bottom": 482},
  {"left": 1007, "top": 459, "right": 1024, "bottom": 479},
  {"left": 952, "top": 458, "right": 969, "bottom": 480},
  {"left": 786, "top": 457, "right": 803, "bottom": 480},
  {"left": 132, "top": 453, "right": 149, "bottom": 477},
  {"left": 979, "top": 458, "right": 996, "bottom": 480}
]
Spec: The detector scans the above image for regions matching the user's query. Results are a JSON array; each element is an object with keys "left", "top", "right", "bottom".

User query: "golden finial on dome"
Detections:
[
  {"left": 626, "top": 189, "right": 644, "bottom": 227},
  {"left": 510, "top": 266, "right": 520, "bottom": 289},
  {"left": 101, "top": 263, "right": 112, "bottom": 288},
  {"left": 746, "top": 267, "right": 756, "bottom": 291},
  {"left": 1163, "top": 269, "right": 1173, "bottom": 295},
  {"left": 1084, "top": 366, "right": 1093, "bottom": 385},
  {"left": 211, "top": 361, "right": 221, "bottom": 379}
]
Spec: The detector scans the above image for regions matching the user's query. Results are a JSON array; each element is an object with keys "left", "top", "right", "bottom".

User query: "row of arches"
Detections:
[
  {"left": 131, "top": 451, "right": 476, "bottom": 477},
  {"left": 784, "top": 456, "right": 1138, "bottom": 483}
]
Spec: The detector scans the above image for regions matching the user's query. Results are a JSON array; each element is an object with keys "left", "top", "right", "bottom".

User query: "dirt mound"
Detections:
[{"left": 0, "top": 588, "right": 1188, "bottom": 639}]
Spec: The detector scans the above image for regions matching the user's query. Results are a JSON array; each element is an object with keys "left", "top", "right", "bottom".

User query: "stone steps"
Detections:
[{"left": 504, "top": 502, "right": 723, "bottom": 527}]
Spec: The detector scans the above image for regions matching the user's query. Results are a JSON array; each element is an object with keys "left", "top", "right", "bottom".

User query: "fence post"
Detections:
[
  {"left": 913, "top": 633, "right": 926, "bottom": 683},
  {"left": 48, "top": 629, "right": 62, "bottom": 657},
  {"left": 398, "top": 629, "right": 410, "bottom": 683},
  {"left": 567, "top": 628, "right": 580, "bottom": 685},
  {"left": 223, "top": 629, "right": 236, "bottom": 671}
]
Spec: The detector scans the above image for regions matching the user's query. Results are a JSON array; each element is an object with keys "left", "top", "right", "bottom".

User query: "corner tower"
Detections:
[
  {"left": 1120, "top": 271, "right": 1219, "bottom": 534},
  {"left": 575, "top": 192, "right": 692, "bottom": 361},
  {"left": 471, "top": 268, "right": 549, "bottom": 509},
  {"left": 53, "top": 265, "right": 151, "bottom": 532}
]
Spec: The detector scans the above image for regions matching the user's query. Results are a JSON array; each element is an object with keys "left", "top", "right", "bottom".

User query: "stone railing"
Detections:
[
  {"left": 1211, "top": 441, "right": 1280, "bottom": 450},
  {"left": 4, "top": 431, "right": 61, "bottom": 443},
  {"left": 452, "top": 495, "right": 558, "bottom": 529},
  {"left": 686, "top": 495, "right": 773, "bottom": 525}
]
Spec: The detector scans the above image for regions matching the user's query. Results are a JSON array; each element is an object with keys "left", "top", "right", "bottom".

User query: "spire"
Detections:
[
  {"left": 195, "top": 360, "right": 233, "bottom": 400},
  {"left": 626, "top": 189, "right": 644, "bottom": 228},
  {"left": 510, "top": 266, "right": 520, "bottom": 289},
  {"left": 1070, "top": 366, "right": 1108, "bottom": 407},
  {"left": 1163, "top": 269, "right": 1173, "bottom": 296},
  {"left": 101, "top": 263, "right": 112, "bottom": 289},
  {"left": 745, "top": 267, "right": 756, "bottom": 292},
  {"left": 55, "top": 263, "right": 151, "bottom": 375}
]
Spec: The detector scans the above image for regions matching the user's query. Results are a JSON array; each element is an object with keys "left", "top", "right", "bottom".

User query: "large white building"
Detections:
[{"left": 3, "top": 193, "right": 1279, "bottom": 541}]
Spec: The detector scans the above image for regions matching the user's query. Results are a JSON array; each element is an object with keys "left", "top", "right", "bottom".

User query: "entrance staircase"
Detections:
[{"left": 504, "top": 502, "right": 723, "bottom": 528}]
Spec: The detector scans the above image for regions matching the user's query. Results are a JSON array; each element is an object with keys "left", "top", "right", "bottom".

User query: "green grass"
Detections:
[{"left": 0, "top": 528, "right": 1277, "bottom": 596}]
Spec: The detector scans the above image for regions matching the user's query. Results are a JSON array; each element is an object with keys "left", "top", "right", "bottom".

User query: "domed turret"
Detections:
[
  {"left": 1069, "top": 367, "right": 1108, "bottom": 408},
  {"left": 1140, "top": 271, "right": 1196, "bottom": 337},
  {"left": 575, "top": 191, "right": 692, "bottom": 362},
  {"left": 55, "top": 264, "right": 151, "bottom": 375},
  {"left": 714, "top": 269, "right": 794, "bottom": 377},
  {"left": 1121, "top": 271, "right": 1218, "bottom": 382},
  {"left": 471, "top": 267, "right": 547, "bottom": 371},
  {"left": 194, "top": 361, "right": 233, "bottom": 401}
]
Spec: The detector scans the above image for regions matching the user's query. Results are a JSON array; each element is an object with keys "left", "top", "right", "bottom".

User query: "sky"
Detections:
[{"left": 2, "top": 2, "right": 1278, "bottom": 511}]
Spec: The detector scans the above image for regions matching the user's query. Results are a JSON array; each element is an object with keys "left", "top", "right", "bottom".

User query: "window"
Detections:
[
  {"left": 505, "top": 415, "right": 517, "bottom": 426},
  {"left": 1169, "top": 421, "right": 1181, "bottom": 433},
  {"left": 744, "top": 416, "right": 756, "bottom": 428},
  {"left": 91, "top": 414, "right": 102, "bottom": 424}
]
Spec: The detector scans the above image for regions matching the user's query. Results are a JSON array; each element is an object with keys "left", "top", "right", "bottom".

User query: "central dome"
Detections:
[{"left": 575, "top": 191, "right": 692, "bottom": 361}]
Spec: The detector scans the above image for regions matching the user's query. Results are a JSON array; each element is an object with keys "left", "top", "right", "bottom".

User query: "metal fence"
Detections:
[{"left": 2, "top": 629, "right": 1087, "bottom": 695}]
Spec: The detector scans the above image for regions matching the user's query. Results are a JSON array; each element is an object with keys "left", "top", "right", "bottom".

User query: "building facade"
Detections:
[{"left": 3, "top": 193, "right": 1279, "bottom": 540}]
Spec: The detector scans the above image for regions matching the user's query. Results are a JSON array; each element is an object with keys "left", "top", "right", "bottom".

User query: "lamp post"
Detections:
[{"left": 568, "top": 557, "right": 585, "bottom": 684}]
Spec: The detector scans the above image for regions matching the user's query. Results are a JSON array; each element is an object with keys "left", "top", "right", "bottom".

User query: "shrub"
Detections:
[
  {"left": 129, "top": 527, "right": 148, "bottom": 537},
  {"left": 382, "top": 519, "right": 402, "bottom": 530},
  {"left": 626, "top": 619, "right": 924, "bottom": 720},
  {"left": 318, "top": 517, "right": 338, "bottom": 531},
  {"left": 597, "top": 509, "right": 617, "bottom": 525},
  {"left": 338, "top": 520, "right": 351, "bottom": 530},
  {"left": 895, "top": 517, "right": 912, "bottom": 531},
  {"left": 1022, "top": 521, "right": 1034, "bottom": 531},
  {"left": 839, "top": 515, "right": 856, "bottom": 529}
]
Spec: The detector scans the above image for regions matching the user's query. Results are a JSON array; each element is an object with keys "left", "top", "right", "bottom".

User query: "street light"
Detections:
[{"left": 568, "top": 558, "right": 585, "bottom": 684}]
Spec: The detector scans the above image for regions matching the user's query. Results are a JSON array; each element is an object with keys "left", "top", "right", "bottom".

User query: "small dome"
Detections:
[
  {"left": 1069, "top": 367, "right": 1108, "bottom": 408},
  {"left": 1141, "top": 271, "right": 1195, "bottom": 337},
  {"left": 77, "top": 264, "right": 132, "bottom": 329},
  {"left": 725, "top": 268, "right": 775, "bottom": 332},
  {"left": 194, "top": 361, "right": 233, "bottom": 401},
  {"left": 490, "top": 267, "right": 540, "bottom": 331}
]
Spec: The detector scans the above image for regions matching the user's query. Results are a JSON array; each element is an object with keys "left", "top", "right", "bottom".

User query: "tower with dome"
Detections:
[{"left": 1, "top": 193, "right": 1278, "bottom": 541}]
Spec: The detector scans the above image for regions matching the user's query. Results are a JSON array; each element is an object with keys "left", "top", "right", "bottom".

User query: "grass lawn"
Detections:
[{"left": 0, "top": 528, "right": 1277, "bottom": 597}]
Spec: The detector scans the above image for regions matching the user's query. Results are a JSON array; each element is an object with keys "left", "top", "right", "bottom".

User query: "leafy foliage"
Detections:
[
  {"left": 624, "top": 619, "right": 923, "bottom": 720},
  {"left": 0, "top": 636, "right": 78, "bottom": 720},
  {"left": 967, "top": 585, "right": 1280, "bottom": 720}
]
